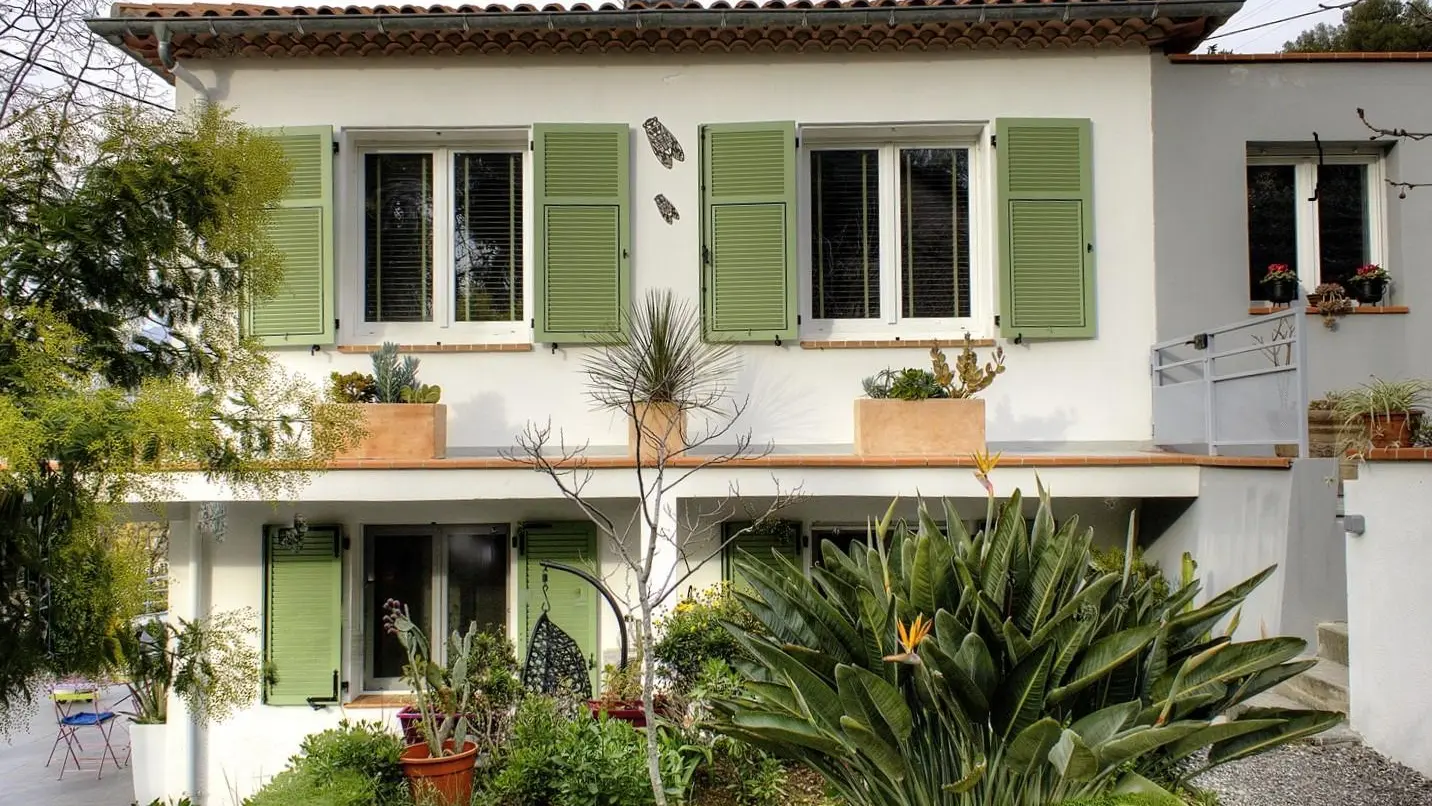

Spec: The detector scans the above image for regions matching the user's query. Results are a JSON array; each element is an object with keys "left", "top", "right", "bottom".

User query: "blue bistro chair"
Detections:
[{"left": 49, "top": 685, "right": 123, "bottom": 780}]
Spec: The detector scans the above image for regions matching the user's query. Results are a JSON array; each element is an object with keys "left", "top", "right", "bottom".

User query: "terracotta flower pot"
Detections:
[
  {"left": 586, "top": 696, "right": 673, "bottom": 727},
  {"left": 1307, "top": 408, "right": 1340, "bottom": 458},
  {"left": 854, "top": 398, "right": 986, "bottom": 457},
  {"left": 400, "top": 740, "right": 478, "bottom": 806},
  {"left": 1364, "top": 410, "right": 1422, "bottom": 449},
  {"left": 629, "top": 402, "right": 685, "bottom": 458}
]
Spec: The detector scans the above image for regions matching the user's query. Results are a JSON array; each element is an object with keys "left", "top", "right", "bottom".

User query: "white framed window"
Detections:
[
  {"left": 362, "top": 523, "right": 510, "bottom": 691},
  {"left": 798, "top": 126, "right": 991, "bottom": 339},
  {"left": 343, "top": 130, "right": 531, "bottom": 344},
  {"left": 1246, "top": 151, "right": 1387, "bottom": 300}
]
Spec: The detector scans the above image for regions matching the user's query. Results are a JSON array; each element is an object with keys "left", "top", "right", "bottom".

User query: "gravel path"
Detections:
[{"left": 1195, "top": 742, "right": 1432, "bottom": 806}]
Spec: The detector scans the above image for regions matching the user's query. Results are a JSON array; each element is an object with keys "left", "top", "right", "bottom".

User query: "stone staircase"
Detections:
[{"left": 1234, "top": 621, "right": 1360, "bottom": 745}]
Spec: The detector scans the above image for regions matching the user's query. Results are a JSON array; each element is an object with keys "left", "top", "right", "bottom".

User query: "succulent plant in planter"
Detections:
[
  {"left": 328, "top": 343, "right": 446, "bottom": 460},
  {"left": 856, "top": 336, "right": 1005, "bottom": 456},
  {"left": 1312, "top": 283, "right": 1353, "bottom": 330},
  {"left": 383, "top": 600, "right": 481, "bottom": 806}
]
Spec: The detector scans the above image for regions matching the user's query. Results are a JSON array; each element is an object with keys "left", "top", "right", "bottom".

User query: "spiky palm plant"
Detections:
[{"left": 714, "top": 488, "right": 1339, "bottom": 806}]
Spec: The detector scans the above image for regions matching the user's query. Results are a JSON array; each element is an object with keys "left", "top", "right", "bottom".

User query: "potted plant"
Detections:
[
  {"left": 855, "top": 336, "right": 1004, "bottom": 456},
  {"left": 1334, "top": 377, "right": 1432, "bottom": 452},
  {"left": 114, "top": 611, "right": 260, "bottom": 806},
  {"left": 1259, "top": 263, "right": 1300, "bottom": 305},
  {"left": 587, "top": 651, "right": 670, "bottom": 726},
  {"left": 584, "top": 289, "right": 739, "bottom": 459},
  {"left": 398, "top": 629, "right": 522, "bottom": 757},
  {"left": 1348, "top": 263, "right": 1390, "bottom": 305},
  {"left": 589, "top": 659, "right": 647, "bottom": 725},
  {"left": 1313, "top": 283, "right": 1353, "bottom": 329},
  {"left": 383, "top": 599, "right": 480, "bottom": 806},
  {"left": 329, "top": 343, "right": 446, "bottom": 460}
]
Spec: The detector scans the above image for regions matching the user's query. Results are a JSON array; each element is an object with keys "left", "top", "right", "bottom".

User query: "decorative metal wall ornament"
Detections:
[
  {"left": 197, "top": 501, "right": 227, "bottom": 543},
  {"left": 655, "top": 194, "right": 679, "bottom": 224},
  {"left": 643, "top": 117, "right": 684, "bottom": 169},
  {"left": 273, "top": 514, "right": 310, "bottom": 553}
]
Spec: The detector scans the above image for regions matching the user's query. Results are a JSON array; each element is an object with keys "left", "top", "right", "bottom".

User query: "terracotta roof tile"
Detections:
[{"left": 89, "top": 0, "right": 1236, "bottom": 79}]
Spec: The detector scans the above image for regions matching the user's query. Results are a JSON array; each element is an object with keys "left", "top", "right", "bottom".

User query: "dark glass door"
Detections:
[{"left": 366, "top": 530, "right": 433, "bottom": 684}]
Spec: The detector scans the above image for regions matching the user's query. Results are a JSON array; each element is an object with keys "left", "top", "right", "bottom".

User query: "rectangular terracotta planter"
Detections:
[
  {"left": 335, "top": 403, "right": 447, "bottom": 460},
  {"left": 629, "top": 402, "right": 685, "bottom": 458},
  {"left": 854, "top": 398, "right": 986, "bottom": 457}
]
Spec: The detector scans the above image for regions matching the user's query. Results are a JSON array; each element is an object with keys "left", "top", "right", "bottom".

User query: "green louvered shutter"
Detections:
[
  {"left": 532, "top": 124, "right": 630, "bottom": 343},
  {"left": 722, "top": 521, "right": 801, "bottom": 590},
  {"left": 996, "top": 119, "right": 1095, "bottom": 340},
  {"left": 264, "top": 525, "right": 341, "bottom": 706},
  {"left": 701, "top": 122, "right": 798, "bottom": 343},
  {"left": 519, "top": 522, "right": 599, "bottom": 689},
  {"left": 246, "top": 126, "right": 335, "bottom": 347}
]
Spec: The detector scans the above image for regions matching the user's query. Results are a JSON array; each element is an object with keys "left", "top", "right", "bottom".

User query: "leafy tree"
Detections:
[
  {"left": 1285, "top": 0, "right": 1432, "bottom": 52},
  {"left": 0, "top": 104, "right": 361, "bottom": 723}
]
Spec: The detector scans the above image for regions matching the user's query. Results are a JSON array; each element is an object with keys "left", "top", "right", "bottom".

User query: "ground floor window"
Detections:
[{"left": 363, "top": 524, "right": 509, "bottom": 689}]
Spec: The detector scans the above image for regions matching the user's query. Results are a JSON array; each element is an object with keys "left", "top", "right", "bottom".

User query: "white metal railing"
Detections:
[{"left": 1151, "top": 307, "right": 1309, "bottom": 458}]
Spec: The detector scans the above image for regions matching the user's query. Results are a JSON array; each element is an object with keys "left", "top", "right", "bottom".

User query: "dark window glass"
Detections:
[
  {"left": 367, "top": 533, "right": 432, "bottom": 680},
  {"left": 900, "top": 148, "right": 970, "bottom": 319},
  {"left": 811, "top": 150, "right": 880, "bottom": 319},
  {"left": 454, "top": 153, "right": 523, "bottom": 323},
  {"left": 1246, "top": 165, "right": 1300, "bottom": 299},
  {"left": 365, "top": 154, "right": 434, "bottom": 322},
  {"left": 446, "top": 529, "right": 508, "bottom": 635},
  {"left": 1317, "top": 164, "right": 1369, "bottom": 284}
]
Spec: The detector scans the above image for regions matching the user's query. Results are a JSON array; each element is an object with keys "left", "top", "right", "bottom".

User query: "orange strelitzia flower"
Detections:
[{"left": 883, "top": 614, "right": 932, "bottom": 664}]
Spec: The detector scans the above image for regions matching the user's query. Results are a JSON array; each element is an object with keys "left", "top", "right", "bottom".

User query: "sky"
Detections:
[{"left": 1207, "top": 0, "right": 1348, "bottom": 53}]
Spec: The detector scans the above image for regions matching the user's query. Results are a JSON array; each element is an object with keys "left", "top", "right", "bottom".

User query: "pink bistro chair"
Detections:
[{"left": 48, "top": 683, "right": 123, "bottom": 780}]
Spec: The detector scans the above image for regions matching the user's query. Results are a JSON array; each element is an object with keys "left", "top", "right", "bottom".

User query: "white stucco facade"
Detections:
[
  {"left": 142, "top": 46, "right": 1300, "bottom": 806},
  {"left": 178, "top": 49, "right": 1159, "bottom": 450}
]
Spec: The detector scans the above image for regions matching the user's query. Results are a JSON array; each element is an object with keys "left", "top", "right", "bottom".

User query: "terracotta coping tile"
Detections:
[
  {"left": 1248, "top": 305, "right": 1409, "bottom": 316},
  {"left": 305, "top": 453, "right": 1292, "bottom": 470},
  {"left": 1173, "top": 53, "right": 1432, "bottom": 64},
  {"left": 1367, "top": 448, "right": 1432, "bottom": 461},
  {"left": 336, "top": 343, "right": 534, "bottom": 353},
  {"left": 800, "top": 339, "right": 997, "bottom": 350},
  {"left": 346, "top": 693, "right": 414, "bottom": 709}
]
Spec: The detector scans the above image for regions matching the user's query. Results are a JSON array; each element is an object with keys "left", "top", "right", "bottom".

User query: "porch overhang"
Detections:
[{"left": 158, "top": 450, "right": 1288, "bottom": 503}]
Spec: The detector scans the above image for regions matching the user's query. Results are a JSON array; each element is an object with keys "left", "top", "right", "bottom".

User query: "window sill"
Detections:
[
  {"left": 800, "top": 338, "right": 997, "bottom": 350},
  {"left": 1248, "top": 305, "right": 1409, "bottom": 316},
  {"left": 336, "top": 343, "right": 535, "bottom": 354},
  {"left": 346, "top": 693, "right": 413, "bottom": 709}
]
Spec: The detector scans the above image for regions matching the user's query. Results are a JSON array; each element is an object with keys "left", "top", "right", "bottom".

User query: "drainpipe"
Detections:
[
  {"left": 185, "top": 513, "right": 206, "bottom": 801},
  {"left": 156, "top": 24, "right": 210, "bottom": 104}
]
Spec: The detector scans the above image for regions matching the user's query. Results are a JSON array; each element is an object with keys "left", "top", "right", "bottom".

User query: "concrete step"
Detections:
[
  {"left": 1279, "top": 657, "right": 1350, "bottom": 715},
  {"left": 1318, "top": 622, "right": 1349, "bottom": 667},
  {"left": 1229, "top": 689, "right": 1361, "bottom": 746}
]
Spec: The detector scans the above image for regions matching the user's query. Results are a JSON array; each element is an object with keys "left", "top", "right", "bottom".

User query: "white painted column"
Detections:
[{"left": 161, "top": 509, "right": 204, "bottom": 802}]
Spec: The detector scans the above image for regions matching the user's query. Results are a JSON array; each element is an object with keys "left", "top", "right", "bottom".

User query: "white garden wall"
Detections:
[{"left": 1344, "top": 460, "right": 1432, "bottom": 777}]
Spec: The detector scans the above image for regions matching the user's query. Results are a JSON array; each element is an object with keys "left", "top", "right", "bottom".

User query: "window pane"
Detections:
[
  {"left": 811, "top": 150, "right": 880, "bottom": 319},
  {"left": 1318, "top": 164, "right": 1369, "bottom": 284},
  {"left": 446, "top": 529, "right": 508, "bottom": 636},
  {"left": 1246, "top": 164, "right": 1299, "bottom": 298},
  {"left": 365, "top": 154, "right": 434, "bottom": 323},
  {"left": 900, "top": 148, "right": 970, "bottom": 319},
  {"left": 454, "top": 154, "right": 523, "bottom": 323},
  {"left": 367, "top": 534, "right": 432, "bottom": 680}
]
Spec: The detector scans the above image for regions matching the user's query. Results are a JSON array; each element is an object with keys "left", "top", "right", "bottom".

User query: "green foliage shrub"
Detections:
[
  {"left": 487, "top": 696, "right": 654, "bottom": 806},
  {"left": 653, "top": 583, "right": 764, "bottom": 693},
  {"left": 242, "top": 720, "right": 406, "bottom": 806}
]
